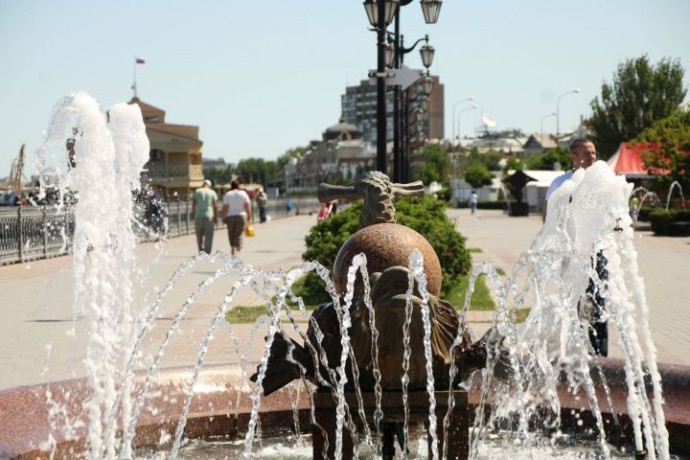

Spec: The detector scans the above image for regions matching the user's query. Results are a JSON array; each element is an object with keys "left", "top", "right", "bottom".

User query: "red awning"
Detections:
[{"left": 607, "top": 142, "right": 667, "bottom": 178}]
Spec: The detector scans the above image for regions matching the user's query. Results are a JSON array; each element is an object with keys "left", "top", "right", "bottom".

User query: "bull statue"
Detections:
[{"left": 251, "top": 172, "right": 509, "bottom": 396}]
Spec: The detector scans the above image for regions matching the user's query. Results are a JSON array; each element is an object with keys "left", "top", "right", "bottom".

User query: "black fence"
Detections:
[{"left": 0, "top": 196, "right": 320, "bottom": 265}]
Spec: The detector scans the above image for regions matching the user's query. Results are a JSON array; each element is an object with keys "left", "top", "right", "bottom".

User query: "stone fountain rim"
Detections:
[{"left": 1, "top": 359, "right": 688, "bottom": 459}]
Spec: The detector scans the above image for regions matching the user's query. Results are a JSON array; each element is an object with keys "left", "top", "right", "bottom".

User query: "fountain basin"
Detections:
[{"left": 1, "top": 360, "right": 688, "bottom": 458}]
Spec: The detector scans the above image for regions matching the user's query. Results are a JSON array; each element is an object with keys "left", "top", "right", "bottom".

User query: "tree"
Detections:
[
  {"left": 502, "top": 157, "right": 524, "bottom": 174},
  {"left": 235, "top": 157, "right": 280, "bottom": 188},
  {"left": 463, "top": 162, "right": 494, "bottom": 190},
  {"left": 525, "top": 147, "right": 571, "bottom": 171},
  {"left": 414, "top": 144, "right": 451, "bottom": 185},
  {"left": 466, "top": 149, "right": 502, "bottom": 171},
  {"left": 636, "top": 107, "right": 690, "bottom": 192},
  {"left": 276, "top": 147, "right": 306, "bottom": 170},
  {"left": 588, "top": 55, "right": 687, "bottom": 158}
]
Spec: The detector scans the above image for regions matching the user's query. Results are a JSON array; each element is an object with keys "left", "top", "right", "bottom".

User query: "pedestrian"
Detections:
[
  {"left": 255, "top": 187, "right": 269, "bottom": 223},
  {"left": 544, "top": 138, "right": 608, "bottom": 357},
  {"left": 192, "top": 179, "right": 218, "bottom": 254},
  {"left": 144, "top": 187, "right": 168, "bottom": 241},
  {"left": 469, "top": 191, "right": 478, "bottom": 215},
  {"left": 629, "top": 192, "right": 640, "bottom": 228},
  {"left": 222, "top": 180, "right": 253, "bottom": 256}
]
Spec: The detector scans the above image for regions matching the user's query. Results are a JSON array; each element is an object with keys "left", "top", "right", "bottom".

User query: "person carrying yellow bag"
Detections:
[{"left": 221, "top": 180, "right": 253, "bottom": 256}]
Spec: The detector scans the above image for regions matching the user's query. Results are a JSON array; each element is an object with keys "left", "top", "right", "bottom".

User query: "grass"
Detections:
[{"left": 224, "top": 261, "right": 529, "bottom": 324}]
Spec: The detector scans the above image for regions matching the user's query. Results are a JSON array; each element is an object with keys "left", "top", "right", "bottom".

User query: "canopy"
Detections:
[{"left": 607, "top": 142, "right": 661, "bottom": 179}]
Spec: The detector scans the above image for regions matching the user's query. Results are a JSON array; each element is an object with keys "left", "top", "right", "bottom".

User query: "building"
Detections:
[
  {"left": 523, "top": 134, "right": 558, "bottom": 157},
  {"left": 284, "top": 122, "right": 375, "bottom": 191},
  {"left": 128, "top": 97, "right": 204, "bottom": 198},
  {"left": 340, "top": 75, "right": 444, "bottom": 145}
]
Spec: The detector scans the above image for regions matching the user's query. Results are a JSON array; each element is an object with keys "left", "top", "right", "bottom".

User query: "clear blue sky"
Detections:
[{"left": 1, "top": 0, "right": 689, "bottom": 177}]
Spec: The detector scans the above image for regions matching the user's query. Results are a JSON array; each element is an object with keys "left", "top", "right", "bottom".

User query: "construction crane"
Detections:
[{"left": 9, "top": 144, "right": 26, "bottom": 193}]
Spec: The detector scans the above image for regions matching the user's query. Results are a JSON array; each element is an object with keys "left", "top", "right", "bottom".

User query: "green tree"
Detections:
[
  {"left": 466, "top": 149, "right": 502, "bottom": 171},
  {"left": 234, "top": 157, "right": 281, "bottom": 188},
  {"left": 463, "top": 162, "right": 494, "bottom": 189},
  {"left": 525, "top": 147, "right": 571, "bottom": 171},
  {"left": 588, "top": 55, "right": 687, "bottom": 158},
  {"left": 502, "top": 157, "right": 524, "bottom": 174},
  {"left": 276, "top": 147, "right": 306, "bottom": 170},
  {"left": 300, "top": 196, "right": 471, "bottom": 302},
  {"left": 415, "top": 144, "right": 451, "bottom": 184},
  {"left": 636, "top": 107, "right": 690, "bottom": 192}
]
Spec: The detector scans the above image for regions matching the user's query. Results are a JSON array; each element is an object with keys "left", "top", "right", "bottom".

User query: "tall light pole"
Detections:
[
  {"left": 556, "top": 88, "right": 580, "bottom": 137},
  {"left": 540, "top": 112, "right": 557, "bottom": 140},
  {"left": 451, "top": 97, "right": 474, "bottom": 140},
  {"left": 363, "top": 0, "right": 400, "bottom": 174},
  {"left": 456, "top": 104, "right": 478, "bottom": 141},
  {"left": 385, "top": 0, "right": 442, "bottom": 182}
]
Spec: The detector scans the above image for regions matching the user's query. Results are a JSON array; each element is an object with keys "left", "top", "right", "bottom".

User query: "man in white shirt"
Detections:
[
  {"left": 543, "top": 139, "right": 608, "bottom": 357},
  {"left": 221, "top": 180, "right": 252, "bottom": 256}
]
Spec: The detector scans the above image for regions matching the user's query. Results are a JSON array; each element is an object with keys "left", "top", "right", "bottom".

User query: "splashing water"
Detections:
[
  {"left": 35, "top": 92, "right": 149, "bottom": 459},
  {"left": 32, "top": 94, "right": 669, "bottom": 459},
  {"left": 665, "top": 181, "right": 685, "bottom": 210},
  {"left": 468, "top": 161, "right": 669, "bottom": 459}
]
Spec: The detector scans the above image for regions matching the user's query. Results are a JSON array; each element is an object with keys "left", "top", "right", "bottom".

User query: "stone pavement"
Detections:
[{"left": 1, "top": 209, "right": 688, "bottom": 391}]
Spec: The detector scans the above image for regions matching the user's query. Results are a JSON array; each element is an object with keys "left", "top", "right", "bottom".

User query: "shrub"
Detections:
[
  {"left": 298, "top": 196, "right": 471, "bottom": 303},
  {"left": 649, "top": 209, "right": 690, "bottom": 235}
]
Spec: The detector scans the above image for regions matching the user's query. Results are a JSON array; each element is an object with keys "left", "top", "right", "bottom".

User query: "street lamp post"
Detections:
[
  {"left": 540, "top": 112, "right": 557, "bottom": 141},
  {"left": 379, "top": 0, "right": 441, "bottom": 182},
  {"left": 456, "top": 104, "right": 478, "bottom": 141},
  {"left": 451, "top": 97, "right": 474, "bottom": 140},
  {"left": 556, "top": 88, "right": 580, "bottom": 137},
  {"left": 364, "top": 0, "right": 399, "bottom": 174}
]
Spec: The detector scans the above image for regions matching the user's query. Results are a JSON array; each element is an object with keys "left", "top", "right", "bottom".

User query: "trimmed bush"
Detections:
[
  {"left": 649, "top": 209, "right": 690, "bottom": 236},
  {"left": 299, "top": 196, "right": 471, "bottom": 303}
]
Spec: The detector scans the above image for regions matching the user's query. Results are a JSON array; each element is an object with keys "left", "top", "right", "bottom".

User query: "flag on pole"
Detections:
[
  {"left": 135, "top": 57, "right": 146, "bottom": 64},
  {"left": 482, "top": 114, "right": 496, "bottom": 128}
]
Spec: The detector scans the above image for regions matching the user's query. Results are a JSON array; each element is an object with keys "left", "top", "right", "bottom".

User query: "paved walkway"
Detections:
[{"left": 1, "top": 209, "right": 688, "bottom": 391}]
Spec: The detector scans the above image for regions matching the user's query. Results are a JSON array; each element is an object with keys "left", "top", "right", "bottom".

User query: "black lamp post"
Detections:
[
  {"left": 388, "top": 0, "right": 442, "bottom": 182},
  {"left": 363, "top": 0, "right": 399, "bottom": 174}
]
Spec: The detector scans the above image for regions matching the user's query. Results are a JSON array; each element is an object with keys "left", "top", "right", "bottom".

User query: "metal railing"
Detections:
[{"left": 0, "top": 196, "right": 320, "bottom": 265}]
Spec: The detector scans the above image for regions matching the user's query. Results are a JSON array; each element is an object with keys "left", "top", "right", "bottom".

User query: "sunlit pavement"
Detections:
[{"left": 1, "top": 208, "right": 688, "bottom": 391}]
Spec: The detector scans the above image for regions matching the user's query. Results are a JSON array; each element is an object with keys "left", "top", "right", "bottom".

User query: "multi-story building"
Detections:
[
  {"left": 284, "top": 122, "right": 375, "bottom": 191},
  {"left": 128, "top": 97, "right": 204, "bottom": 198},
  {"left": 341, "top": 74, "right": 444, "bottom": 145}
]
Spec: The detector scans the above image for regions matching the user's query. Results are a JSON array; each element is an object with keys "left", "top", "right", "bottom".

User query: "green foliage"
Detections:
[
  {"left": 588, "top": 55, "right": 687, "bottom": 158},
  {"left": 299, "top": 196, "right": 471, "bottom": 303},
  {"left": 525, "top": 147, "right": 571, "bottom": 171},
  {"left": 466, "top": 150, "right": 502, "bottom": 171},
  {"left": 276, "top": 147, "right": 306, "bottom": 170},
  {"left": 502, "top": 157, "right": 524, "bottom": 174},
  {"left": 463, "top": 162, "right": 494, "bottom": 189},
  {"left": 635, "top": 108, "right": 690, "bottom": 192},
  {"left": 233, "top": 157, "right": 283, "bottom": 190},
  {"left": 649, "top": 209, "right": 690, "bottom": 235},
  {"left": 414, "top": 144, "right": 451, "bottom": 185},
  {"left": 203, "top": 167, "right": 233, "bottom": 186}
]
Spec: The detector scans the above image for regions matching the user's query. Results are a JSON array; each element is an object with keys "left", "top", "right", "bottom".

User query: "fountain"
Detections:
[
  {"left": 0, "top": 94, "right": 688, "bottom": 460},
  {"left": 664, "top": 181, "right": 685, "bottom": 210}
]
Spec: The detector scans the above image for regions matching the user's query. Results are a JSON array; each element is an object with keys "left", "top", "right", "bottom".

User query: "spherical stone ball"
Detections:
[{"left": 333, "top": 223, "right": 442, "bottom": 297}]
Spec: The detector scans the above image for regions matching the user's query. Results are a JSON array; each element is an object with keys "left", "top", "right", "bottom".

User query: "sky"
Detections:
[{"left": 1, "top": 0, "right": 690, "bottom": 178}]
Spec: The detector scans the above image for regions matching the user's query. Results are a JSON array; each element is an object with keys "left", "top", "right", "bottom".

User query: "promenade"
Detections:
[{"left": 1, "top": 209, "right": 688, "bottom": 391}]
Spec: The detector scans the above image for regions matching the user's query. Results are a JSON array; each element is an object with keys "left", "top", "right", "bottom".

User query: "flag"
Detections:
[
  {"left": 482, "top": 114, "right": 496, "bottom": 128},
  {"left": 135, "top": 57, "right": 146, "bottom": 64}
]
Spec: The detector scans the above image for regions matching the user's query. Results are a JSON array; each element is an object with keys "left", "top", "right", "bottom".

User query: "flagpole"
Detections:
[{"left": 132, "top": 59, "right": 138, "bottom": 98}]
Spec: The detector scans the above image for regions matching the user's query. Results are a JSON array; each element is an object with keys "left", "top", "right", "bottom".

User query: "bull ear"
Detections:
[{"left": 393, "top": 181, "right": 425, "bottom": 198}]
